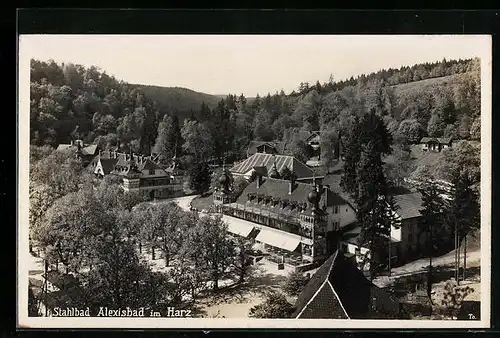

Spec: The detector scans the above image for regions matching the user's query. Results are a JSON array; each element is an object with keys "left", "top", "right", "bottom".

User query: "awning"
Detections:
[
  {"left": 255, "top": 227, "right": 301, "bottom": 252},
  {"left": 222, "top": 215, "right": 256, "bottom": 237}
]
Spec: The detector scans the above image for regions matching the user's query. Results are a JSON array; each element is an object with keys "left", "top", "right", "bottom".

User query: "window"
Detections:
[
  {"left": 408, "top": 233, "right": 413, "bottom": 243},
  {"left": 355, "top": 247, "right": 361, "bottom": 255},
  {"left": 149, "top": 169, "right": 155, "bottom": 175},
  {"left": 333, "top": 206, "right": 339, "bottom": 214},
  {"left": 333, "top": 221, "right": 340, "bottom": 230}
]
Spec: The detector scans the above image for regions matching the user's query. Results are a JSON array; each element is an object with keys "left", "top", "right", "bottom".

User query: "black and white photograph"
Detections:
[{"left": 18, "top": 34, "right": 491, "bottom": 328}]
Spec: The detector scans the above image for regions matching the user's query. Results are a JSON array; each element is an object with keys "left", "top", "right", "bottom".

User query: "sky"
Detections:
[{"left": 20, "top": 35, "right": 489, "bottom": 96}]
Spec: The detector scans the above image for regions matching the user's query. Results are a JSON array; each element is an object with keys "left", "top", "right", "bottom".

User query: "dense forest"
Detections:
[
  {"left": 29, "top": 57, "right": 480, "bottom": 164},
  {"left": 135, "top": 84, "right": 221, "bottom": 113}
]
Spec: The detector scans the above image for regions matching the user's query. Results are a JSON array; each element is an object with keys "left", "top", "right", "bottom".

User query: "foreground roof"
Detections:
[{"left": 293, "top": 251, "right": 400, "bottom": 319}]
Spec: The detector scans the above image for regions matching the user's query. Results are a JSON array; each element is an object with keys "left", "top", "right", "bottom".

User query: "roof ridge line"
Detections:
[
  {"left": 295, "top": 250, "right": 340, "bottom": 319},
  {"left": 327, "top": 280, "right": 351, "bottom": 319}
]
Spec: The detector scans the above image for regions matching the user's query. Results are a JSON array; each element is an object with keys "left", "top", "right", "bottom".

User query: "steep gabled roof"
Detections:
[
  {"left": 231, "top": 153, "right": 313, "bottom": 179},
  {"left": 394, "top": 192, "right": 423, "bottom": 220},
  {"left": 111, "top": 153, "right": 167, "bottom": 177},
  {"left": 100, "top": 158, "right": 119, "bottom": 174},
  {"left": 294, "top": 251, "right": 349, "bottom": 319},
  {"left": 293, "top": 251, "right": 400, "bottom": 319}
]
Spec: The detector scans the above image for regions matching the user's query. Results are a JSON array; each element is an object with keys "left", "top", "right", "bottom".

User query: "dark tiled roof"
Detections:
[
  {"left": 393, "top": 192, "right": 423, "bottom": 220},
  {"left": 293, "top": 251, "right": 400, "bottom": 319},
  {"left": 104, "top": 151, "right": 167, "bottom": 178},
  {"left": 322, "top": 174, "right": 357, "bottom": 209},
  {"left": 237, "top": 177, "right": 347, "bottom": 211},
  {"left": 100, "top": 158, "right": 118, "bottom": 174},
  {"left": 296, "top": 278, "right": 348, "bottom": 319},
  {"left": 293, "top": 252, "right": 338, "bottom": 317},
  {"left": 231, "top": 153, "right": 313, "bottom": 179}
]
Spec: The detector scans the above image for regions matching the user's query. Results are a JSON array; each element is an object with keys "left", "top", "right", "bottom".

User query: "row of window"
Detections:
[{"left": 140, "top": 178, "right": 171, "bottom": 187}]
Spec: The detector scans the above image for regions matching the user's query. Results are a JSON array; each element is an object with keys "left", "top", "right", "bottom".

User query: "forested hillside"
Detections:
[
  {"left": 29, "top": 57, "right": 480, "bottom": 166},
  {"left": 135, "top": 84, "right": 220, "bottom": 116}
]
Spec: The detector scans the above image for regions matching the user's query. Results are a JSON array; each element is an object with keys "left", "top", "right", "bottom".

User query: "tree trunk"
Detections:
[
  {"left": 463, "top": 235, "right": 467, "bottom": 282},
  {"left": 213, "top": 275, "right": 219, "bottom": 291},
  {"left": 139, "top": 241, "right": 142, "bottom": 254},
  {"left": 388, "top": 237, "right": 391, "bottom": 277},
  {"left": 152, "top": 246, "right": 155, "bottom": 260},
  {"left": 427, "top": 224, "right": 433, "bottom": 303},
  {"left": 212, "top": 262, "right": 219, "bottom": 291},
  {"left": 164, "top": 246, "right": 170, "bottom": 267}
]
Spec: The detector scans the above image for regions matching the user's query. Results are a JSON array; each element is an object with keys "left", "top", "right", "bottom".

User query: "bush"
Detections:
[
  {"left": 440, "top": 281, "right": 474, "bottom": 317},
  {"left": 248, "top": 292, "right": 295, "bottom": 318}
]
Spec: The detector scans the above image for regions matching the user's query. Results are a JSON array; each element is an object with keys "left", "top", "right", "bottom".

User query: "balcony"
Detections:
[{"left": 222, "top": 203, "right": 303, "bottom": 236}]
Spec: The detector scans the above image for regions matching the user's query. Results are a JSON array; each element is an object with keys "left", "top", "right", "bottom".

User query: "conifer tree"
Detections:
[
  {"left": 446, "top": 172, "right": 480, "bottom": 284},
  {"left": 419, "top": 180, "right": 445, "bottom": 299},
  {"left": 341, "top": 111, "right": 397, "bottom": 278}
]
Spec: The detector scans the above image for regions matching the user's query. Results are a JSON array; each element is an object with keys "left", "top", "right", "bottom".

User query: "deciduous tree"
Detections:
[
  {"left": 248, "top": 292, "right": 295, "bottom": 318},
  {"left": 196, "top": 215, "right": 233, "bottom": 291},
  {"left": 283, "top": 270, "right": 310, "bottom": 297}
]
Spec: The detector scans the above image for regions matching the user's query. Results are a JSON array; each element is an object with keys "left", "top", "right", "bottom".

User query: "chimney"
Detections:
[
  {"left": 323, "top": 184, "right": 329, "bottom": 206},
  {"left": 256, "top": 174, "right": 262, "bottom": 189}
]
